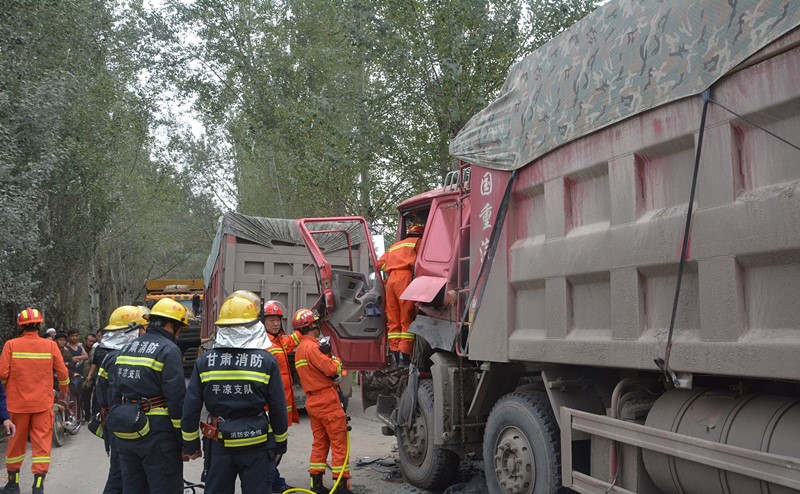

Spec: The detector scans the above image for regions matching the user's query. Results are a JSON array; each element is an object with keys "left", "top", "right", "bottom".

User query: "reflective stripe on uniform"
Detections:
[
  {"left": 113, "top": 421, "right": 150, "bottom": 440},
  {"left": 6, "top": 454, "right": 25, "bottom": 464},
  {"left": 290, "top": 333, "right": 300, "bottom": 346},
  {"left": 182, "top": 429, "right": 200, "bottom": 441},
  {"left": 387, "top": 242, "right": 417, "bottom": 252},
  {"left": 387, "top": 334, "right": 402, "bottom": 339},
  {"left": 98, "top": 367, "right": 108, "bottom": 379},
  {"left": 143, "top": 407, "right": 177, "bottom": 429},
  {"left": 11, "top": 352, "right": 51, "bottom": 359},
  {"left": 399, "top": 333, "right": 416, "bottom": 339},
  {"left": 274, "top": 431, "right": 288, "bottom": 442},
  {"left": 309, "top": 462, "right": 327, "bottom": 470},
  {"left": 115, "top": 355, "right": 164, "bottom": 371},
  {"left": 199, "top": 370, "right": 270, "bottom": 385},
  {"left": 294, "top": 359, "right": 308, "bottom": 369},
  {"left": 268, "top": 347, "right": 284, "bottom": 356},
  {"left": 31, "top": 456, "right": 50, "bottom": 464},
  {"left": 331, "top": 464, "right": 350, "bottom": 473},
  {"left": 222, "top": 433, "right": 268, "bottom": 448},
  {"left": 58, "top": 378, "right": 70, "bottom": 386}
]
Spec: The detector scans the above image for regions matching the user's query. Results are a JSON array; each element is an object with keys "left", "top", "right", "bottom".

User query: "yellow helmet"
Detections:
[
  {"left": 215, "top": 295, "right": 259, "bottom": 326},
  {"left": 231, "top": 290, "right": 261, "bottom": 307},
  {"left": 105, "top": 306, "right": 142, "bottom": 330},
  {"left": 136, "top": 306, "right": 150, "bottom": 327},
  {"left": 146, "top": 297, "right": 188, "bottom": 326}
]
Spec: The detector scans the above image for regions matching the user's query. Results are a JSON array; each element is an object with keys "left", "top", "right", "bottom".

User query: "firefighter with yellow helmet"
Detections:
[
  {"left": 93, "top": 305, "right": 149, "bottom": 494},
  {"left": 181, "top": 294, "right": 288, "bottom": 493},
  {"left": 105, "top": 298, "right": 189, "bottom": 494}
]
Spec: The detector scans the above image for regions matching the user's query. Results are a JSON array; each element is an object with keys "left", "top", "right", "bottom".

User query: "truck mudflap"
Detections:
[{"left": 560, "top": 406, "right": 800, "bottom": 494}]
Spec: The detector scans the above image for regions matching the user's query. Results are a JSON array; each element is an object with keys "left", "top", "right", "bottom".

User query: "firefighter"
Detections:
[
  {"left": 377, "top": 223, "right": 424, "bottom": 367},
  {"left": 293, "top": 308, "right": 351, "bottom": 494},
  {"left": 0, "top": 307, "right": 69, "bottom": 494},
  {"left": 105, "top": 297, "right": 188, "bottom": 494},
  {"left": 181, "top": 295, "right": 288, "bottom": 493},
  {"left": 94, "top": 305, "right": 148, "bottom": 494},
  {"left": 263, "top": 299, "right": 300, "bottom": 493}
]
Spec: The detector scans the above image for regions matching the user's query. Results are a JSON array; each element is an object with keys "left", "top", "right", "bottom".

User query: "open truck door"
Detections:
[{"left": 297, "top": 216, "right": 387, "bottom": 370}]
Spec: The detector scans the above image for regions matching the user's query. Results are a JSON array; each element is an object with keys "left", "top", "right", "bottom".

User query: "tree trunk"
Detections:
[{"left": 88, "top": 259, "right": 101, "bottom": 331}]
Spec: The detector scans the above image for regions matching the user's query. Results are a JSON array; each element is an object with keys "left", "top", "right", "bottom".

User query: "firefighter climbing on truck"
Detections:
[{"left": 377, "top": 223, "right": 424, "bottom": 368}]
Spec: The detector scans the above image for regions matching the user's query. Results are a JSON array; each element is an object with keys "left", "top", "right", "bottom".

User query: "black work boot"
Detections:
[
  {"left": 310, "top": 474, "right": 327, "bottom": 494},
  {"left": 3, "top": 471, "right": 20, "bottom": 494},
  {"left": 31, "top": 473, "right": 46, "bottom": 494},
  {"left": 333, "top": 477, "right": 354, "bottom": 494},
  {"left": 399, "top": 352, "right": 411, "bottom": 368}
]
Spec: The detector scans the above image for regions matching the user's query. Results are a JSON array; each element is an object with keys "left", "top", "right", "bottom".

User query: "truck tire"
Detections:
[
  {"left": 483, "top": 391, "right": 561, "bottom": 494},
  {"left": 397, "top": 379, "right": 459, "bottom": 488}
]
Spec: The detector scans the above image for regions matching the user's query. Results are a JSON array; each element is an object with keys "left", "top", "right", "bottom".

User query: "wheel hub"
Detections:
[
  {"left": 401, "top": 409, "right": 427, "bottom": 465},
  {"left": 494, "top": 427, "right": 535, "bottom": 493}
]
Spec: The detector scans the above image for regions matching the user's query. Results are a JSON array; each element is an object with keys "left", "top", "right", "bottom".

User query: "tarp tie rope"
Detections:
[
  {"left": 655, "top": 89, "right": 712, "bottom": 386},
  {"left": 708, "top": 97, "right": 800, "bottom": 153}
]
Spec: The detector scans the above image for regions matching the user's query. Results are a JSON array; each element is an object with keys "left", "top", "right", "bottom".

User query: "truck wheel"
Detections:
[
  {"left": 397, "top": 379, "right": 459, "bottom": 488},
  {"left": 483, "top": 391, "right": 561, "bottom": 494}
]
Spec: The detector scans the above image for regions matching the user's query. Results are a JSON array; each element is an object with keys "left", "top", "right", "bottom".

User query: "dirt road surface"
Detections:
[{"left": 0, "top": 391, "right": 483, "bottom": 493}]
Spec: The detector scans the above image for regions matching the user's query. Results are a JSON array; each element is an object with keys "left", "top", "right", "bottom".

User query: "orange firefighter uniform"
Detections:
[
  {"left": 0, "top": 322, "right": 69, "bottom": 480},
  {"left": 294, "top": 333, "right": 349, "bottom": 487},
  {"left": 377, "top": 235, "right": 420, "bottom": 356},
  {"left": 267, "top": 330, "right": 301, "bottom": 425}
]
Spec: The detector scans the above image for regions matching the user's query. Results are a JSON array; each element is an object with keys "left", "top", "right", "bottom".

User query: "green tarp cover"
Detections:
[
  {"left": 449, "top": 0, "right": 800, "bottom": 171},
  {"left": 203, "top": 212, "right": 367, "bottom": 285}
]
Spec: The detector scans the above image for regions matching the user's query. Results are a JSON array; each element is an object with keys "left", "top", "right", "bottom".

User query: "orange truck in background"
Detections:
[{"left": 144, "top": 279, "right": 203, "bottom": 377}]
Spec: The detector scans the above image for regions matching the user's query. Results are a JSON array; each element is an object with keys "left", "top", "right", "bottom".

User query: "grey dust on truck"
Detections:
[{"left": 298, "top": 1, "right": 800, "bottom": 493}]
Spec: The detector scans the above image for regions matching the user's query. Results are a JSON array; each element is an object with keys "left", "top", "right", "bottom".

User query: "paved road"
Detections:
[{"left": 0, "top": 392, "right": 445, "bottom": 494}]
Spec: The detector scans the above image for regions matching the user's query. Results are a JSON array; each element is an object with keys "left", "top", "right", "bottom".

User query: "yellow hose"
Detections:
[{"left": 282, "top": 429, "right": 351, "bottom": 494}]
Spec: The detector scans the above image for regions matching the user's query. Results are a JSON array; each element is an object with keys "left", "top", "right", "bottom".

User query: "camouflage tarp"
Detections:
[{"left": 449, "top": 0, "right": 800, "bottom": 171}]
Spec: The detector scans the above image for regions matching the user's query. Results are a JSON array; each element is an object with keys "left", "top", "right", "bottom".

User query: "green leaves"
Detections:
[{"left": 0, "top": 0, "right": 219, "bottom": 337}]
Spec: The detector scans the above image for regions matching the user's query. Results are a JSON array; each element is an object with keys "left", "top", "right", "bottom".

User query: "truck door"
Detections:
[{"left": 297, "top": 217, "right": 387, "bottom": 370}]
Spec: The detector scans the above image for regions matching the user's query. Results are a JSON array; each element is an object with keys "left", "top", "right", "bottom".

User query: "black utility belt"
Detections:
[{"left": 204, "top": 414, "right": 271, "bottom": 448}]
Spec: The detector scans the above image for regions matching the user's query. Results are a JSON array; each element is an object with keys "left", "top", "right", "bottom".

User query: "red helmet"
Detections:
[
  {"left": 407, "top": 224, "right": 424, "bottom": 237},
  {"left": 292, "top": 309, "right": 318, "bottom": 331},
  {"left": 263, "top": 300, "right": 284, "bottom": 317},
  {"left": 17, "top": 307, "right": 44, "bottom": 327}
]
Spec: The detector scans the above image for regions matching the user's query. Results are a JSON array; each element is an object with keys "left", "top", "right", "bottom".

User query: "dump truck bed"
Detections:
[{"left": 469, "top": 38, "right": 800, "bottom": 381}]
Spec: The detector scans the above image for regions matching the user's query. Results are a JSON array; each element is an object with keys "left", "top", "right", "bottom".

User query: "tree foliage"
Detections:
[
  {"left": 0, "top": 0, "right": 593, "bottom": 338},
  {"left": 154, "top": 0, "right": 596, "bottom": 231},
  {"left": 0, "top": 0, "right": 218, "bottom": 339}
]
